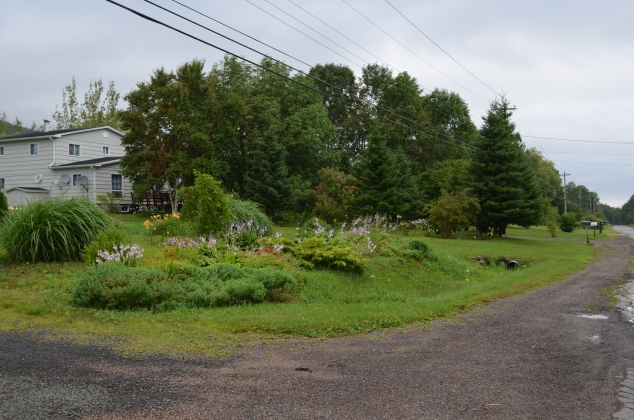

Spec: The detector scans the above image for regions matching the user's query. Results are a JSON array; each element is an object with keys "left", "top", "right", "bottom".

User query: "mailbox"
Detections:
[
  {"left": 581, "top": 221, "right": 591, "bottom": 227},
  {"left": 590, "top": 222, "right": 598, "bottom": 227}
]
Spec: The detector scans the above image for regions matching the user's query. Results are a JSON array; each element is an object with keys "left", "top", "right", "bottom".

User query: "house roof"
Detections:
[
  {"left": 5, "top": 187, "right": 50, "bottom": 193},
  {"left": 52, "top": 156, "right": 122, "bottom": 169},
  {"left": 0, "top": 126, "right": 124, "bottom": 141}
]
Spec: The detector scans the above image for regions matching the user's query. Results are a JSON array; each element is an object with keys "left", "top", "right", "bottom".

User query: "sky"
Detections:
[{"left": 1, "top": 0, "right": 633, "bottom": 207}]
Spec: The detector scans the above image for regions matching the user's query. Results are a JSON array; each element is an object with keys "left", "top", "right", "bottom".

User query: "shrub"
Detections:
[
  {"left": 547, "top": 221, "right": 558, "bottom": 237},
  {"left": 0, "top": 197, "right": 111, "bottom": 262},
  {"left": 179, "top": 171, "right": 232, "bottom": 235},
  {"left": 424, "top": 189, "right": 480, "bottom": 238},
  {"left": 559, "top": 212, "right": 577, "bottom": 233},
  {"left": 82, "top": 224, "right": 131, "bottom": 265},
  {"left": 313, "top": 167, "right": 357, "bottom": 223},
  {"left": 290, "top": 237, "right": 365, "bottom": 272},
  {"left": 0, "top": 190, "right": 8, "bottom": 219},
  {"left": 227, "top": 196, "right": 273, "bottom": 235},
  {"left": 401, "top": 239, "right": 436, "bottom": 262},
  {"left": 143, "top": 213, "right": 193, "bottom": 240},
  {"left": 72, "top": 262, "right": 297, "bottom": 310},
  {"left": 96, "top": 192, "right": 122, "bottom": 214}
]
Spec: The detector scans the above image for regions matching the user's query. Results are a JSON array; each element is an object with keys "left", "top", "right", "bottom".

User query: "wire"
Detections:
[
  {"left": 339, "top": 0, "right": 489, "bottom": 103},
  {"left": 544, "top": 151, "right": 634, "bottom": 156},
  {"left": 105, "top": 0, "right": 473, "bottom": 153},
  {"left": 243, "top": 0, "right": 363, "bottom": 68},
  {"left": 552, "top": 160, "right": 634, "bottom": 167},
  {"left": 383, "top": 0, "right": 499, "bottom": 96},
  {"left": 145, "top": 0, "right": 477, "bottom": 149},
  {"left": 523, "top": 136, "right": 634, "bottom": 145}
]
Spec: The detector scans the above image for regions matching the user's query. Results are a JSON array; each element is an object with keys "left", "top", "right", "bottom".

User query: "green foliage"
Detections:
[
  {"left": 227, "top": 196, "right": 273, "bottom": 235},
  {"left": 420, "top": 159, "right": 471, "bottom": 203},
  {"left": 96, "top": 192, "right": 122, "bottom": 214},
  {"left": 179, "top": 171, "right": 232, "bottom": 235},
  {"left": 559, "top": 212, "right": 577, "bottom": 233},
  {"left": 0, "top": 190, "right": 8, "bottom": 219},
  {"left": 290, "top": 237, "right": 365, "bottom": 272},
  {"left": 424, "top": 189, "right": 480, "bottom": 238},
  {"left": 547, "top": 222, "right": 558, "bottom": 237},
  {"left": 400, "top": 239, "right": 436, "bottom": 262},
  {"left": 0, "top": 197, "right": 111, "bottom": 262},
  {"left": 52, "top": 77, "right": 121, "bottom": 130},
  {"left": 470, "top": 97, "right": 543, "bottom": 236},
  {"left": 81, "top": 224, "right": 131, "bottom": 265},
  {"left": 72, "top": 262, "right": 297, "bottom": 311},
  {"left": 314, "top": 167, "right": 357, "bottom": 223}
]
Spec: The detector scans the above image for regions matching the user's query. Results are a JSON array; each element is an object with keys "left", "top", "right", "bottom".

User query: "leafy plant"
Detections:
[
  {"left": 547, "top": 221, "right": 558, "bottom": 238},
  {"left": 72, "top": 262, "right": 297, "bottom": 310},
  {"left": 96, "top": 192, "right": 122, "bottom": 214},
  {"left": 314, "top": 167, "right": 357, "bottom": 223},
  {"left": 82, "top": 224, "right": 131, "bottom": 265},
  {"left": 96, "top": 243, "right": 144, "bottom": 267},
  {"left": 290, "top": 237, "right": 365, "bottom": 272},
  {"left": 401, "top": 239, "right": 436, "bottom": 262},
  {"left": 179, "top": 171, "right": 232, "bottom": 235},
  {"left": 559, "top": 212, "right": 577, "bottom": 233},
  {"left": 227, "top": 196, "right": 273, "bottom": 236},
  {"left": 0, "top": 197, "right": 111, "bottom": 262},
  {"left": 424, "top": 189, "right": 480, "bottom": 238},
  {"left": 0, "top": 190, "right": 8, "bottom": 219}
]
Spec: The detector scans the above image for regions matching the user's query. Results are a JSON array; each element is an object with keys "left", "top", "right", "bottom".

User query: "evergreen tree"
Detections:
[
  {"left": 245, "top": 131, "right": 291, "bottom": 216},
  {"left": 354, "top": 127, "right": 420, "bottom": 219},
  {"left": 470, "top": 97, "right": 542, "bottom": 236}
]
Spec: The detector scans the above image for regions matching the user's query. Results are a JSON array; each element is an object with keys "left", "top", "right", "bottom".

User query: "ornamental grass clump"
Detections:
[{"left": 0, "top": 197, "right": 111, "bottom": 262}]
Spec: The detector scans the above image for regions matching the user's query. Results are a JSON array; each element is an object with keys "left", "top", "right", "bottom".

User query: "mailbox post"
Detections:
[
  {"left": 591, "top": 221, "right": 598, "bottom": 237},
  {"left": 581, "top": 221, "right": 591, "bottom": 243}
]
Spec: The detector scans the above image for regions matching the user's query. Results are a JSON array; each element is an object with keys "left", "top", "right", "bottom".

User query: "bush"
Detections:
[
  {"left": 0, "top": 197, "right": 111, "bottom": 262},
  {"left": 179, "top": 171, "right": 232, "bottom": 235},
  {"left": 547, "top": 221, "right": 558, "bottom": 237},
  {"left": 0, "top": 190, "right": 8, "bottom": 219},
  {"left": 72, "top": 262, "right": 297, "bottom": 310},
  {"left": 290, "top": 237, "right": 365, "bottom": 272},
  {"left": 96, "top": 192, "right": 122, "bottom": 214},
  {"left": 424, "top": 189, "right": 480, "bottom": 238},
  {"left": 313, "top": 167, "right": 357, "bottom": 223},
  {"left": 82, "top": 224, "right": 131, "bottom": 265},
  {"left": 401, "top": 239, "right": 436, "bottom": 262},
  {"left": 227, "top": 196, "right": 274, "bottom": 235},
  {"left": 559, "top": 212, "right": 577, "bottom": 233}
]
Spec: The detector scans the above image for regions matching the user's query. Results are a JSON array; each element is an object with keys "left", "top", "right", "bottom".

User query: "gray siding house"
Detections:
[{"left": 0, "top": 126, "right": 132, "bottom": 211}]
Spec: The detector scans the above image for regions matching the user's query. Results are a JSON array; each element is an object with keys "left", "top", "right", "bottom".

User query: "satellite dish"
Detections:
[
  {"left": 34, "top": 174, "right": 43, "bottom": 183},
  {"left": 52, "top": 180, "right": 58, "bottom": 186},
  {"left": 78, "top": 176, "right": 89, "bottom": 187},
  {"left": 60, "top": 173, "right": 70, "bottom": 184}
]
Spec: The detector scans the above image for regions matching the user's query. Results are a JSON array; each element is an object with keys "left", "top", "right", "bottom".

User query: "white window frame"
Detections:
[
  {"left": 72, "top": 173, "right": 83, "bottom": 187},
  {"left": 29, "top": 143, "right": 39, "bottom": 155},
  {"left": 120, "top": 204, "right": 130, "bottom": 213},
  {"left": 69, "top": 144, "right": 81, "bottom": 157},
  {"left": 0, "top": 146, "right": 4, "bottom": 156},
  {"left": 102, "top": 146, "right": 110, "bottom": 156},
  {"left": 111, "top": 174, "right": 123, "bottom": 197}
]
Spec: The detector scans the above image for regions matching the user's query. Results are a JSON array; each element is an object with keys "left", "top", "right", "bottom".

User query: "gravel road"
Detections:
[{"left": 1, "top": 234, "right": 633, "bottom": 419}]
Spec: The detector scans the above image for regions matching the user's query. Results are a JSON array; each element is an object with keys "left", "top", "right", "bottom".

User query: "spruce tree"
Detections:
[
  {"left": 470, "top": 98, "right": 542, "bottom": 236},
  {"left": 245, "top": 131, "right": 290, "bottom": 216}
]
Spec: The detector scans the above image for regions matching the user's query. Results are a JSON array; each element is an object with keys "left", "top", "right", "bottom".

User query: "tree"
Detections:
[
  {"left": 119, "top": 60, "right": 218, "bottom": 209},
  {"left": 424, "top": 189, "right": 480, "bottom": 238},
  {"left": 179, "top": 171, "right": 232, "bottom": 235},
  {"left": 420, "top": 158, "right": 470, "bottom": 203},
  {"left": 314, "top": 167, "right": 357, "bottom": 223},
  {"left": 52, "top": 77, "right": 121, "bottom": 129},
  {"left": 470, "top": 97, "right": 542, "bottom": 236},
  {"left": 244, "top": 131, "right": 291, "bottom": 216}
]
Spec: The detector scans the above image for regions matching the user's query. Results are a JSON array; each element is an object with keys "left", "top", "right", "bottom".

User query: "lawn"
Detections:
[
  {"left": 0, "top": 215, "right": 600, "bottom": 358},
  {"left": 505, "top": 224, "right": 618, "bottom": 240}
]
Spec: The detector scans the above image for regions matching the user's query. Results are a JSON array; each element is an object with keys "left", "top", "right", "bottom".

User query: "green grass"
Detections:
[
  {"left": 505, "top": 224, "right": 618, "bottom": 240},
  {"left": 0, "top": 217, "right": 600, "bottom": 358}
]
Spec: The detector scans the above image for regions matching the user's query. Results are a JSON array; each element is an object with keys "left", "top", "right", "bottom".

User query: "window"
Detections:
[
  {"left": 120, "top": 205, "right": 130, "bottom": 213},
  {"left": 72, "top": 174, "right": 82, "bottom": 186},
  {"left": 29, "top": 143, "right": 39, "bottom": 155},
  {"left": 103, "top": 146, "right": 110, "bottom": 156},
  {"left": 69, "top": 144, "right": 81, "bottom": 156},
  {"left": 0, "top": 178, "right": 4, "bottom": 189},
  {"left": 111, "top": 174, "right": 123, "bottom": 197},
  {"left": 0, "top": 146, "right": 4, "bottom": 156}
]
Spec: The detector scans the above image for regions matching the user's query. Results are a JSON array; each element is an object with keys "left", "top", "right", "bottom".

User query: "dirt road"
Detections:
[{"left": 1, "top": 234, "right": 633, "bottom": 419}]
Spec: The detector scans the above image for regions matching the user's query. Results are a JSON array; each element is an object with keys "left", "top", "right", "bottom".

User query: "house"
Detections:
[{"left": 0, "top": 124, "right": 133, "bottom": 212}]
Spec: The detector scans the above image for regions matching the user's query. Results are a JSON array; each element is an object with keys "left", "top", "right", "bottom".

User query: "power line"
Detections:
[
  {"left": 552, "top": 160, "right": 634, "bottom": 167},
  {"left": 339, "top": 0, "right": 489, "bottom": 102},
  {"left": 383, "top": 0, "right": 499, "bottom": 97},
  {"left": 523, "top": 135, "right": 634, "bottom": 145},
  {"left": 243, "top": 0, "right": 363, "bottom": 68},
  {"left": 545, "top": 151, "right": 634, "bottom": 156},
  {"left": 105, "top": 0, "right": 473, "bottom": 153},
  {"left": 153, "top": 0, "right": 477, "bottom": 150}
]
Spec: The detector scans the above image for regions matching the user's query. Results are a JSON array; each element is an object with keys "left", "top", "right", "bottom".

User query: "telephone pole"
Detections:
[
  {"left": 560, "top": 172, "right": 570, "bottom": 213},
  {"left": 591, "top": 193, "right": 595, "bottom": 215}
]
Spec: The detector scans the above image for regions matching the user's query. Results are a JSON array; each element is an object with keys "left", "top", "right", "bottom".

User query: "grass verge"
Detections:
[{"left": 0, "top": 216, "right": 598, "bottom": 358}]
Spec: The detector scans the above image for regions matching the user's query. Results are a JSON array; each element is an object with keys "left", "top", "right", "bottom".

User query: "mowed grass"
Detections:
[
  {"left": 505, "top": 224, "right": 619, "bottom": 240},
  {"left": 0, "top": 217, "right": 599, "bottom": 358}
]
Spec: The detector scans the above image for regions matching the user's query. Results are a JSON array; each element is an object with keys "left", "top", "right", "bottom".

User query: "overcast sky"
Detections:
[{"left": 1, "top": 0, "right": 633, "bottom": 207}]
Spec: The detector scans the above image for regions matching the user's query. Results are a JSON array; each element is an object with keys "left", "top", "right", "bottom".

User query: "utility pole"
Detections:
[
  {"left": 560, "top": 172, "right": 570, "bottom": 213},
  {"left": 591, "top": 193, "right": 594, "bottom": 215},
  {"left": 579, "top": 190, "right": 582, "bottom": 212}
]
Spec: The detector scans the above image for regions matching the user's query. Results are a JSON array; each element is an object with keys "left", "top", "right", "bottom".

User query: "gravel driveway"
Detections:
[{"left": 1, "top": 234, "right": 633, "bottom": 419}]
